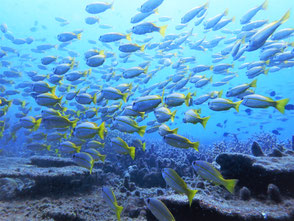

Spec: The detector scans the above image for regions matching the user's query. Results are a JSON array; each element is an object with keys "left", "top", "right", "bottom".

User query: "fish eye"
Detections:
[{"left": 147, "top": 199, "right": 150, "bottom": 204}]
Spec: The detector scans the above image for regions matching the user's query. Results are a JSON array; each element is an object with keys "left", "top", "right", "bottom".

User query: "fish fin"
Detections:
[
  {"left": 33, "top": 118, "right": 42, "bottom": 131},
  {"left": 115, "top": 205, "right": 124, "bottom": 221},
  {"left": 185, "top": 92, "right": 191, "bottom": 106},
  {"left": 224, "top": 179, "right": 238, "bottom": 194},
  {"left": 126, "top": 33, "right": 131, "bottom": 41},
  {"left": 171, "top": 110, "right": 177, "bottom": 122},
  {"left": 76, "top": 33, "right": 82, "bottom": 40},
  {"left": 187, "top": 189, "right": 198, "bottom": 207},
  {"left": 279, "top": 9, "right": 290, "bottom": 24},
  {"left": 201, "top": 116, "right": 210, "bottom": 129},
  {"left": 98, "top": 122, "right": 106, "bottom": 140},
  {"left": 138, "top": 126, "right": 146, "bottom": 137},
  {"left": 233, "top": 100, "right": 242, "bottom": 112},
  {"left": 140, "top": 44, "right": 145, "bottom": 52},
  {"left": 249, "top": 79, "right": 257, "bottom": 88},
  {"left": 275, "top": 98, "right": 289, "bottom": 114},
  {"left": 171, "top": 127, "right": 178, "bottom": 134},
  {"left": 122, "top": 93, "right": 128, "bottom": 103},
  {"left": 159, "top": 25, "right": 168, "bottom": 37},
  {"left": 192, "top": 141, "right": 199, "bottom": 151},
  {"left": 129, "top": 146, "right": 136, "bottom": 160},
  {"left": 142, "top": 142, "right": 146, "bottom": 152},
  {"left": 262, "top": 0, "right": 268, "bottom": 10}
]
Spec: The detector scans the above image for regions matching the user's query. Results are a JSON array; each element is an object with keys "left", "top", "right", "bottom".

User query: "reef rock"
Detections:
[
  {"left": 0, "top": 157, "right": 104, "bottom": 199},
  {"left": 216, "top": 152, "right": 294, "bottom": 196},
  {"left": 146, "top": 192, "right": 294, "bottom": 221}
]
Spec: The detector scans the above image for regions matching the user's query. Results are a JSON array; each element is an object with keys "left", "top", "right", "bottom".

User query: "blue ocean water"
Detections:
[{"left": 0, "top": 0, "right": 293, "bottom": 147}]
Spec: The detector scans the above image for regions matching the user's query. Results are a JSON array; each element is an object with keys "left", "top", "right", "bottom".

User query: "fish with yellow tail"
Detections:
[
  {"left": 102, "top": 186, "right": 124, "bottom": 221},
  {"left": 163, "top": 133, "right": 199, "bottom": 151},
  {"left": 183, "top": 109, "right": 210, "bottom": 128},
  {"left": 113, "top": 116, "right": 146, "bottom": 137},
  {"left": 192, "top": 160, "right": 238, "bottom": 194},
  {"left": 208, "top": 98, "right": 242, "bottom": 112},
  {"left": 162, "top": 168, "right": 198, "bottom": 206},
  {"left": 111, "top": 137, "right": 136, "bottom": 160},
  {"left": 73, "top": 122, "right": 106, "bottom": 140},
  {"left": 145, "top": 198, "right": 175, "bottom": 221},
  {"left": 72, "top": 152, "right": 94, "bottom": 174},
  {"left": 242, "top": 94, "right": 289, "bottom": 114},
  {"left": 246, "top": 9, "right": 290, "bottom": 51}
]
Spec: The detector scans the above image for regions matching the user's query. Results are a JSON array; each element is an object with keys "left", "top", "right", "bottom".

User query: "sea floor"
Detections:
[{"left": 0, "top": 146, "right": 294, "bottom": 221}]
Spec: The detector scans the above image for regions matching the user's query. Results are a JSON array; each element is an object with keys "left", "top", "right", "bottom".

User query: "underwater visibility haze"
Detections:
[{"left": 0, "top": 0, "right": 294, "bottom": 220}]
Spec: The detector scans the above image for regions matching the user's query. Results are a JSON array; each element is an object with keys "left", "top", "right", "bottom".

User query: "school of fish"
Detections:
[{"left": 0, "top": 0, "right": 293, "bottom": 220}]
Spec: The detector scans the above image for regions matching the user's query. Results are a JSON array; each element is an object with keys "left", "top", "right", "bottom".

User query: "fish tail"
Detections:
[
  {"left": 171, "top": 110, "right": 177, "bottom": 122},
  {"left": 204, "top": 1, "right": 209, "bottom": 9},
  {"left": 100, "top": 154, "right": 106, "bottom": 162},
  {"left": 71, "top": 118, "right": 79, "bottom": 129},
  {"left": 185, "top": 92, "right": 191, "bottom": 106},
  {"left": 210, "top": 65, "right": 214, "bottom": 71},
  {"left": 98, "top": 122, "right": 106, "bottom": 140},
  {"left": 21, "top": 100, "right": 26, "bottom": 108},
  {"left": 62, "top": 133, "right": 67, "bottom": 140},
  {"left": 250, "top": 79, "right": 257, "bottom": 88},
  {"left": 51, "top": 85, "right": 57, "bottom": 94},
  {"left": 129, "top": 146, "right": 136, "bottom": 160},
  {"left": 154, "top": 8, "right": 159, "bottom": 14},
  {"left": 115, "top": 205, "right": 124, "bottom": 221},
  {"left": 76, "top": 33, "right": 82, "bottom": 40},
  {"left": 76, "top": 146, "right": 81, "bottom": 153},
  {"left": 99, "top": 50, "right": 105, "bottom": 56},
  {"left": 126, "top": 33, "right": 131, "bottom": 41},
  {"left": 279, "top": 9, "right": 290, "bottom": 24},
  {"left": 76, "top": 110, "right": 81, "bottom": 117},
  {"left": 264, "top": 68, "right": 269, "bottom": 75},
  {"left": 92, "top": 92, "right": 97, "bottom": 105},
  {"left": 187, "top": 189, "right": 198, "bottom": 207},
  {"left": 192, "top": 141, "right": 199, "bottom": 151},
  {"left": 47, "top": 145, "right": 51, "bottom": 151},
  {"left": 218, "top": 90, "right": 223, "bottom": 98},
  {"left": 224, "top": 179, "right": 238, "bottom": 194},
  {"left": 89, "top": 159, "right": 94, "bottom": 174},
  {"left": 69, "top": 58, "right": 75, "bottom": 69},
  {"left": 87, "top": 68, "right": 92, "bottom": 76},
  {"left": 142, "top": 142, "right": 146, "bottom": 151},
  {"left": 138, "top": 125, "right": 146, "bottom": 137},
  {"left": 201, "top": 116, "right": 210, "bottom": 129},
  {"left": 231, "top": 16, "right": 236, "bottom": 22},
  {"left": 122, "top": 93, "right": 128, "bottom": 103},
  {"left": 140, "top": 112, "right": 145, "bottom": 118},
  {"left": 140, "top": 44, "right": 145, "bottom": 52},
  {"left": 224, "top": 8, "right": 229, "bottom": 16},
  {"left": 159, "top": 25, "right": 168, "bottom": 37},
  {"left": 275, "top": 98, "right": 289, "bottom": 114},
  {"left": 209, "top": 76, "right": 213, "bottom": 82},
  {"left": 262, "top": 0, "right": 268, "bottom": 10},
  {"left": 144, "top": 66, "right": 149, "bottom": 74},
  {"left": 234, "top": 100, "right": 242, "bottom": 112},
  {"left": 7, "top": 100, "right": 12, "bottom": 108},
  {"left": 172, "top": 127, "right": 178, "bottom": 134},
  {"left": 33, "top": 118, "right": 42, "bottom": 131}
]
